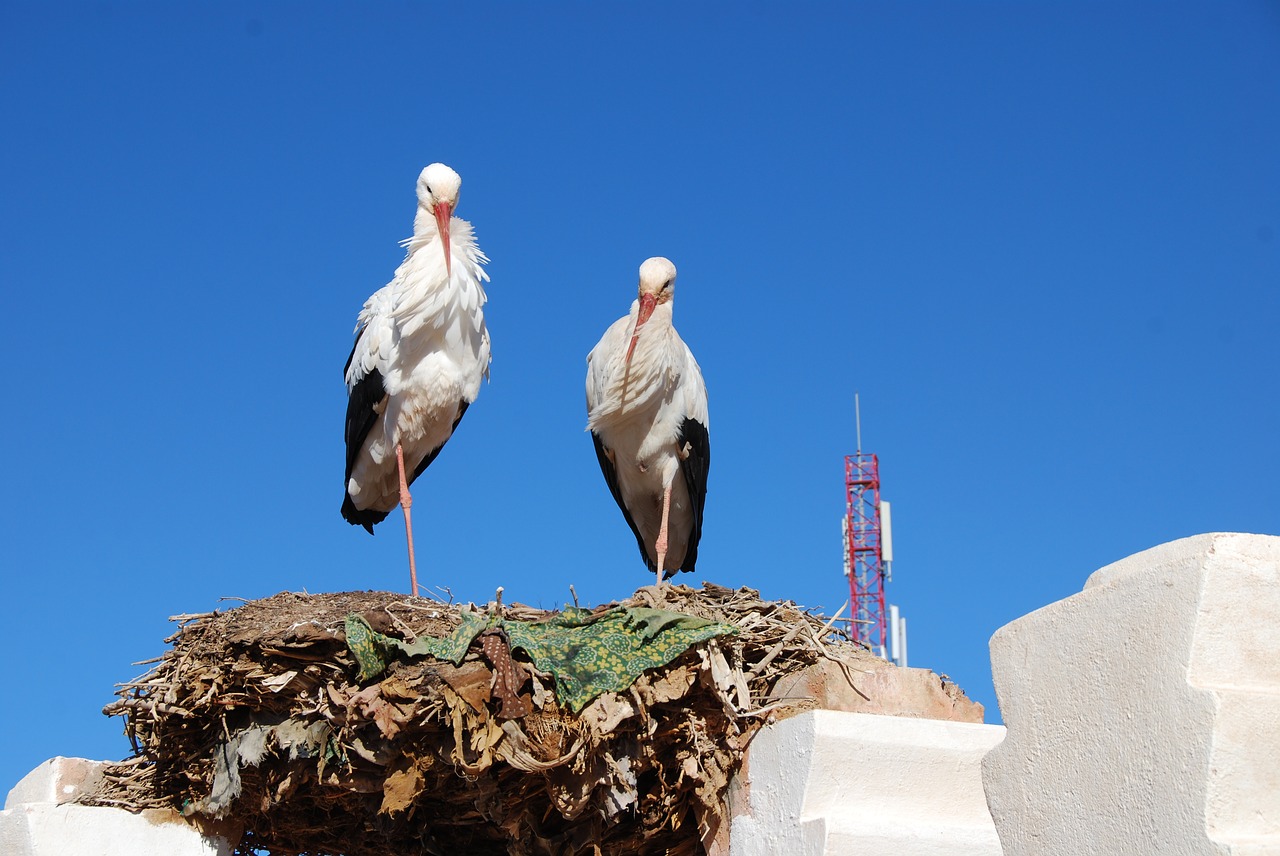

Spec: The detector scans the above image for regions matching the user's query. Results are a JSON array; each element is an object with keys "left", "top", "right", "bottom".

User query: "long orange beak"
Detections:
[
  {"left": 433, "top": 201, "right": 453, "bottom": 277},
  {"left": 625, "top": 293, "right": 658, "bottom": 366}
]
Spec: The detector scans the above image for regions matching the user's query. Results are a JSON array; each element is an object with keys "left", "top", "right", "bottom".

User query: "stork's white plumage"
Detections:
[
  {"left": 586, "top": 257, "right": 710, "bottom": 584},
  {"left": 342, "top": 163, "right": 490, "bottom": 596}
]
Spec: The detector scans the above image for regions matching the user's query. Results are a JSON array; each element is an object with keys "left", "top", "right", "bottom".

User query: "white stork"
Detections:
[
  {"left": 342, "top": 163, "right": 490, "bottom": 597},
  {"left": 586, "top": 257, "right": 710, "bottom": 585}
]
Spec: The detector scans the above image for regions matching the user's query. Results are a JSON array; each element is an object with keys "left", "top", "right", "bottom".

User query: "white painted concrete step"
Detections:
[{"left": 727, "top": 710, "right": 1006, "bottom": 856}]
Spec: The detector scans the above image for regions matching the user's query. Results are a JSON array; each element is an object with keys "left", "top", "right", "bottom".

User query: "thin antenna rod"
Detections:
[{"left": 855, "top": 392, "right": 862, "bottom": 453}]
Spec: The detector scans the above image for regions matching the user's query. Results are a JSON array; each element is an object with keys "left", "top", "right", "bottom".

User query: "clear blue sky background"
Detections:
[{"left": 2, "top": 3, "right": 1277, "bottom": 793}]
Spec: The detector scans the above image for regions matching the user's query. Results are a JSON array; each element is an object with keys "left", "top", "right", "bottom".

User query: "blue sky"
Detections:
[{"left": 2, "top": 3, "right": 1278, "bottom": 792}]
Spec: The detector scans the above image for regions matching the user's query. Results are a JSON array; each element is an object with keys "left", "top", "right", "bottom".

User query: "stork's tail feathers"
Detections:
[{"left": 341, "top": 494, "right": 390, "bottom": 535}]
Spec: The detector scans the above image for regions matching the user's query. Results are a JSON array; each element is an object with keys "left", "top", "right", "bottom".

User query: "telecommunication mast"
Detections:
[{"left": 841, "top": 395, "right": 906, "bottom": 665}]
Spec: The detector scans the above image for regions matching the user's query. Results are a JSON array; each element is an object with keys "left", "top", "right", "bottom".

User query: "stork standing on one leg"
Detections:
[
  {"left": 586, "top": 257, "right": 710, "bottom": 585},
  {"left": 342, "top": 163, "right": 491, "bottom": 597}
]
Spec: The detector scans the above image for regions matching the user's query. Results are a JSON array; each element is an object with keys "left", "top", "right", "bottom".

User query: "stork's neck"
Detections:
[
  {"left": 412, "top": 205, "right": 444, "bottom": 239},
  {"left": 633, "top": 297, "right": 675, "bottom": 330},
  {"left": 624, "top": 299, "right": 677, "bottom": 374}
]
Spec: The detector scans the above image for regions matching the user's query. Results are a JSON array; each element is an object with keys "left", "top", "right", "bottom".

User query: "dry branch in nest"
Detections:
[{"left": 87, "top": 583, "right": 885, "bottom": 855}]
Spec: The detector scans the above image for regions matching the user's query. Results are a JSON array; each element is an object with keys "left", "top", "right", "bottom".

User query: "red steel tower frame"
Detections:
[{"left": 843, "top": 452, "right": 886, "bottom": 652}]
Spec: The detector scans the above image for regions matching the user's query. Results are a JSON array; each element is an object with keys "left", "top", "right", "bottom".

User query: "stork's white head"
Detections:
[
  {"left": 626, "top": 257, "right": 677, "bottom": 366},
  {"left": 638, "top": 256, "right": 677, "bottom": 302},
  {"left": 417, "top": 163, "right": 462, "bottom": 275}
]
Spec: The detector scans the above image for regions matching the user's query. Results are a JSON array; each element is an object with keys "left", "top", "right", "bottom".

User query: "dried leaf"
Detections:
[
  {"left": 639, "top": 665, "right": 695, "bottom": 706},
  {"left": 260, "top": 671, "right": 298, "bottom": 693},
  {"left": 700, "top": 642, "right": 739, "bottom": 717},
  {"left": 379, "top": 755, "right": 431, "bottom": 817},
  {"left": 579, "top": 693, "right": 635, "bottom": 736},
  {"left": 602, "top": 752, "right": 637, "bottom": 817},
  {"left": 378, "top": 674, "right": 419, "bottom": 702},
  {"left": 371, "top": 697, "right": 402, "bottom": 740},
  {"left": 438, "top": 660, "right": 492, "bottom": 713}
]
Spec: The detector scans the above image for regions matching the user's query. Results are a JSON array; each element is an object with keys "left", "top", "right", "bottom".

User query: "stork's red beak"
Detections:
[
  {"left": 625, "top": 293, "right": 658, "bottom": 366},
  {"left": 433, "top": 201, "right": 453, "bottom": 277}
]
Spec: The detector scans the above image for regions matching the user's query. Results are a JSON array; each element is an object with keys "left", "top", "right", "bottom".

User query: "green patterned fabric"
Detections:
[
  {"left": 505, "top": 606, "right": 735, "bottom": 711},
  {"left": 345, "top": 610, "right": 487, "bottom": 681},
  {"left": 345, "top": 606, "right": 735, "bottom": 712},
  {"left": 344, "top": 613, "right": 383, "bottom": 681}
]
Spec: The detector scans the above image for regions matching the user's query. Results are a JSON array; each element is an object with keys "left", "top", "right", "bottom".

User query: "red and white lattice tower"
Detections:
[{"left": 842, "top": 451, "right": 887, "bottom": 654}]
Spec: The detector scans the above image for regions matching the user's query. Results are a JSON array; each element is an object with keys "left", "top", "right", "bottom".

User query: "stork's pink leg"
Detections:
[
  {"left": 396, "top": 444, "right": 419, "bottom": 597},
  {"left": 654, "top": 483, "right": 673, "bottom": 586}
]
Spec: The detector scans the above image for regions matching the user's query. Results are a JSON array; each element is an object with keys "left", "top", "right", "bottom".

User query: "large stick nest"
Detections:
[{"left": 88, "top": 583, "right": 884, "bottom": 855}]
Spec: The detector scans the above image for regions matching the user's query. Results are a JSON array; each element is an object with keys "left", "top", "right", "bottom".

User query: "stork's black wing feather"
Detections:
[
  {"left": 591, "top": 431, "right": 656, "bottom": 573},
  {"left": 676, "top": 417, "right": 710, "bottom": 575},
  {"left": 409, "top": 400, "right": 470, "bottom": 484},
  {"left": 341, "top": 329, "right": 389, "bottom": 533},
  {"left": 343, "top": 330, "right": 384, "bottom": 483}
]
